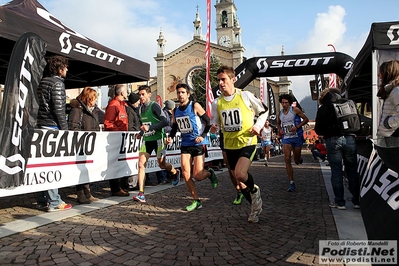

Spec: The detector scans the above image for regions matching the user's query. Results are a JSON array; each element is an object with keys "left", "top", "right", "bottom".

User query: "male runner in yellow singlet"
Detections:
[{"left": 210, "top": 65, "right": 268, "bottom": 223}]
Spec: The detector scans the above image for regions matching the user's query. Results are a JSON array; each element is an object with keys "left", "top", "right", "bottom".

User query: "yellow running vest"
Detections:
[{"left": 217, "top": 90, "right": 257, "bottom": 149}]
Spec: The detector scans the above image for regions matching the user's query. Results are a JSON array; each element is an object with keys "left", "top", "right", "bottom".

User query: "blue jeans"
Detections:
[
  {"left": 36, "top": 125, "right": 63, "bottom": 208},
  {"left": 325, "top": 135, "right": 360, "bottom": 206},
  {"left": 36, "top": 189, "right": 63, "bottom": 208}
]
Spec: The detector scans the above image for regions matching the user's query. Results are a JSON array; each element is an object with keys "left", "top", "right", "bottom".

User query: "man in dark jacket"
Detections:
[
  {"left": 36, "top": 55, "right": 72, "bottom": 212},
  {"left": 315, "top": 88, "right": 360, "bottom": 210},
  {"left": 125, "top": 92, "right": 141, "bottom": 190},
  {"left": 155, "top": 100, "right": 175, "bottom": 184},
  {"left": 126, "top": 92, "right": 141, "bottom": 131},
  {"left": 162, "top": 100, "right": 174, "bottom": 133},
  {"left": 36, "top": 57, "right": 69, "bottom": 130}
]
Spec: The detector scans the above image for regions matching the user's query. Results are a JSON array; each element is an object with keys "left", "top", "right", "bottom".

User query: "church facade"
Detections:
[{"left": 146, "top": 0, "right": 291, "bottom": 110}]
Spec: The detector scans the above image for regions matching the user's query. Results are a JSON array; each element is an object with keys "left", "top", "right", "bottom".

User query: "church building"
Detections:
[{"left": 147, "top": 0, "right": 291, "bottom": 109}]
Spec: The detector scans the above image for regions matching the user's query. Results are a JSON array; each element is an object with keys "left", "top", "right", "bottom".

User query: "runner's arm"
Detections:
[{"left": 243, "top": 91, "right": 268, "bottom": 132}]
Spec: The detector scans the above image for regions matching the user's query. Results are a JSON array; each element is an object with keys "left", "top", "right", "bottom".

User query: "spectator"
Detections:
[
  {"left": 315, "top": 88, "right": 360, "bottom": 210},
  {"left": 35, "top": 55, "right": 72, "bottom": 212},
  {"left": 103, "top": 84, "right": 130, "bottom": 197},
  {"left": 163, "top": 100, "right": 175, "bottom": 133},
  {"left": 311, "top": 140, "right": 327, "bottom": 162},
  {"left": 155, "top": 99, "right": 175, "bottom": 185},
  {"left": 376, "top": 59, "right": 399, "bottom": 147},
  {"left": 68, "top": 87, "right": 101, "bottom": 204},
  {"left": 125, "top": 92, "right": 141, "bottom": 190},
  {"left": 126, "top": 92, "right": 141, "bottom": 131}
]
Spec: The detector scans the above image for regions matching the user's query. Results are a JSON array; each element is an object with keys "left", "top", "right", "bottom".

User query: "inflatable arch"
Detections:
[{"left": 233, "top": 52, "right": 354, "bottom": 89}]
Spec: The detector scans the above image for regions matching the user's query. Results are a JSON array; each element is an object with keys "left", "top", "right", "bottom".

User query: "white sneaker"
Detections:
[
  {"left": 329, "top": 202, "right": 346, "bottom": 210},
  {"left": 248, "top": 185, "right": 262, "bottom": 223},
  {"left": 250, "top": 185, "right": 262, "bottom": 213},
  {"left": 248, "top": 207, "right": 263, "bottom": 223}
]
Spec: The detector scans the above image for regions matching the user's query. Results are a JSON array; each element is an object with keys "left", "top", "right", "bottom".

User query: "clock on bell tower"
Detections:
[
  {"left": 219, "top": 35, "right": 231, "bottom": 47},
  {"left": 215, "top": 0, "right": 240, "bottom": 48}
]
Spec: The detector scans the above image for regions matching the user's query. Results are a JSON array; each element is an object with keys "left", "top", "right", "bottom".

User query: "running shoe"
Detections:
[
  {"left": 264, "top": 161, "right": 268, "bottom": 167},
  {"left": 133, "top": 192, "right": 146, "bottom": 203},
  {"left": 186, "top": 200, "right": 202, "bottom": 211},
  {"left": 248, "top": 207, "right": 263, "bottom": 223},
  {"left": 47, "top": 202, "right": 72, "bottom": 212},
  {"left": 250, "top": 185, "right": 262, "bottom": 212},
  {"left": 208, "top": 168, "right": 218, "bottom": 188},
  {"left": 329, "top": 202, "right": 346, "bottom": 210},
  {"left": 172, "top": 169, "right": 181, "bottom": 186},
  {"left": 287, "top": 182, "right": 296, "bottom": 192},
  {"left": 249, "top": 185, "right": 262, "bottom": 223},
  {"left": 233, "top": 193, "right": 244, "bottom": 205}
]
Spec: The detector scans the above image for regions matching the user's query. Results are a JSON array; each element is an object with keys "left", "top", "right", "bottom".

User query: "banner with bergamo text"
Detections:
[{"left": 0, "top": 130, "right": 223, "bottom": 197}]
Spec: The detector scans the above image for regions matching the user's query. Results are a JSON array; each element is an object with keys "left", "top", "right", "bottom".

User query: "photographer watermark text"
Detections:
[{"left": 319, "top": 240, "right": 397, "bottom": 264}]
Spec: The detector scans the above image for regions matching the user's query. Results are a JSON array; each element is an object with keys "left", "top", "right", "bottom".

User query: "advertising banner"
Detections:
[
  {"left": 0, "top": 32, "right": 46, "bottom": 188},
  {"left": 0, "top": 130, "right": 223, "bottom": 197},
  {"left": 357, "top": 139, "right": 399, "bottom": 242}
]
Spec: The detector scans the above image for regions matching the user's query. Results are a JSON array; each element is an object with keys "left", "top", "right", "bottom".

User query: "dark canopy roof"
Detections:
[
  {"left": 0, "top": 0, "right": 150, "bottom": 88},
  {"left": 341, "top": 21, "right": 399, "bottom": 103}
]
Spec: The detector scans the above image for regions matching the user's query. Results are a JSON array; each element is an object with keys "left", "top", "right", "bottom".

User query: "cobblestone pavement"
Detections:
[{"left": 0, "top": 152, "right": 341, "bottom": 265}]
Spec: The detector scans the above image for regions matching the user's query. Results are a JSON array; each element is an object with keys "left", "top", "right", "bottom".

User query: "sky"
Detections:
[{"left": 1, "top": 0, "right": 399, "bottom": 103}]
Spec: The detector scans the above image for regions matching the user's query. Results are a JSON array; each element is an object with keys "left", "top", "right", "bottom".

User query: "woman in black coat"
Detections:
[{"left": 68, "top": 87, "right": 101, "bottom": 204}]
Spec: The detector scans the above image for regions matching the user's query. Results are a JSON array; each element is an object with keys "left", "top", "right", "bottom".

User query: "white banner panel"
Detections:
[{"left": 0, "top": 129, "right": 222, "bottom": 197}]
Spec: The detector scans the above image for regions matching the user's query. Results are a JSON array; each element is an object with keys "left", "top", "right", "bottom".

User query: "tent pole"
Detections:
[{"left": 371, "top": 50, "right": 379, "bottom": 141}]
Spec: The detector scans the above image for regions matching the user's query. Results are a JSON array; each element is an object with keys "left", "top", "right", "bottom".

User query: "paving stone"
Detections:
[{"left": 0, "top": 153, "right": 353, "bottom": 265}]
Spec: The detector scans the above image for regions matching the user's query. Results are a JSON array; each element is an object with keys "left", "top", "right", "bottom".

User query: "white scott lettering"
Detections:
[
  {"left": 270, "top": 57, "right": 334, "bottom": 68},
  {"left": 12, "top": 44, "right": 34, "bottom": 148},
  {"left": 73, "top": 43, "right": 124, "bottom": 65}
]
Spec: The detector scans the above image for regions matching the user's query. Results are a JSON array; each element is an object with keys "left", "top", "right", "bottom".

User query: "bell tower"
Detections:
[
  {"left": 215, "top": 0, "right": 244, "bottom": 68},
  {"left": 215, "top": 0, "right": 236, "bottom": 48},
  {"left": 193, "top": 5, "right": 202, "bottom": 40}
]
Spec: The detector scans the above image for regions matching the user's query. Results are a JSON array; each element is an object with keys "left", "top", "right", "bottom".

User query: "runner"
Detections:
[
  {"left": 133, "top": 85, "right": 180, "bottom": 203},
  {"left": 210, "top": 65, "right": 268, "bottom": 223},
  {"left": 277, "top": 94, "right": 309, "bottom": 192},
  {"left": 166, "top": 83, "right": 218, "bottom": 211}
]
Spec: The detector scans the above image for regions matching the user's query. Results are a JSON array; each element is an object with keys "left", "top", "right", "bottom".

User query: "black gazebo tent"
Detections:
[
  {"left": 341, "top": 21, "right": 399, "bottom": 104},
  {"left": 0, "top": 0, "right": 150, "bottom": 88}
]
